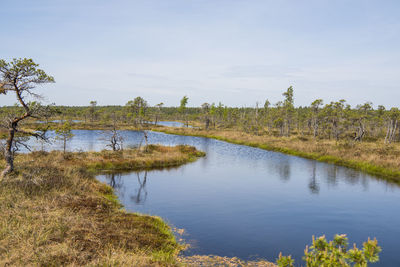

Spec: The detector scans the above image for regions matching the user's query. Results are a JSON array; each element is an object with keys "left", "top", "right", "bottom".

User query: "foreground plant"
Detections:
[
  {"left": 0, "top": 58, "right": 54, "bottom": 176},
  {"left": 277, "top": 234, "right": 381, "bottom": 267}
]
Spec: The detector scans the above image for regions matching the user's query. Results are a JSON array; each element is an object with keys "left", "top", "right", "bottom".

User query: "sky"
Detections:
[{"left": 1, "top": 0, "right": 400, "bottom": 107}]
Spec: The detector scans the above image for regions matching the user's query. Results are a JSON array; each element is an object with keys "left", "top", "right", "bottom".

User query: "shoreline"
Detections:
[
  {"left": 1, "top": 144, "right": 277, "bottom": 266},
  {"left": 0, "top": 145, "right": 202, "bottom": 265},
  {"left": 151, "top": 127, "right": 400, "bottom": 184}
]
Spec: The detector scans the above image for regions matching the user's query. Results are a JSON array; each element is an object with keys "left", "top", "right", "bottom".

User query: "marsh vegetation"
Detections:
[{"left": 0, "top": 58, "right": 390, "bottom": 266}]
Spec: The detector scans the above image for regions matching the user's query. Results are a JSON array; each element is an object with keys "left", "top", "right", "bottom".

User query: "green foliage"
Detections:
[
  {"left": 276, "top": 253, "right": 294, "bottom": 267},
  {"left": 0, "top": 58, "right": 55, "bottom": 89},
  {"left": 55, "top": 121, "right": 73, "bottom": 139},
  {"left": 276, "top": 234, "right": 381, "bottom": 267},
  {"left": 55, "top": 122, "right": 74, "bottom": 153},
  {"left": 179, "top": 95, "right": 189, "bottom": 113}
]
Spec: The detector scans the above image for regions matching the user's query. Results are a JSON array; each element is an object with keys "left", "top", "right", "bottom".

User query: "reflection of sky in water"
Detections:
[
  {"left": 10, "top": 130, "right": 400, "bottom": 266},
  {"left": 147, "top": 121, "right": 195, "bottom": 128}
]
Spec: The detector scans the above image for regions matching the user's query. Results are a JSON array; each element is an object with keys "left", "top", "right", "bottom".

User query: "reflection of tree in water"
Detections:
[
  {"left": 321, "top": 164, "right": 370, "bottom": 191},
  {"left": 326, "top": 165, "right": 338, "bottom": 187},
  {"left": 308, "top": 161, "right": 320, "bottom": 194},
  {"left": 278, "top": 161, "right": 291, "bottom": 181},
  {"left": 200, "top": 138, "right": 210, "bottom": 167},
  {"left": 342, "top": 168, "right": 361, "bottom": 185},
  {"left": 105, "top": 173, "right": 125, "bottom": 198},
  {"left": 130, "top": 171, "right": 148, "bottom": 204},
  {"left": 108, "top": 173, "right": 123, "bottom": 189},
  {"left": 265, "top": 158, "right": 291, "bottom": 182},
  {"left": 341, "top": 168, "right": 369, "bottom": 190}
]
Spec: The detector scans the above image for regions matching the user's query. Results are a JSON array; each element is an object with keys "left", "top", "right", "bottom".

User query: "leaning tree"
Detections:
[{"left": 0, "top": 58, "right": 55, "bottom": 176}]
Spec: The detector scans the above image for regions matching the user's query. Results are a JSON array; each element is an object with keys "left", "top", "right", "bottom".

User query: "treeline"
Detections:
[{"left": 1, "top": 87, "right": 399, "bottom": 143}]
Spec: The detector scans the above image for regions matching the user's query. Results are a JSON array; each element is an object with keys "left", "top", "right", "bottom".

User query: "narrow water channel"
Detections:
[{"left": 20, "top": 130, "right": 400, "bottom": 266}]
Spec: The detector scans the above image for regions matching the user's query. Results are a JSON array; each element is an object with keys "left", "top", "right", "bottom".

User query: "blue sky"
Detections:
[{"left": 1, "top": 0, "right": 399, "bottom": 107}]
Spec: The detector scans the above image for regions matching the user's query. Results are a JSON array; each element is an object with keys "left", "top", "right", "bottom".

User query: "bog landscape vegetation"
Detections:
[{"left": 0, "top": 58, "right": 389, "bottom": 266}]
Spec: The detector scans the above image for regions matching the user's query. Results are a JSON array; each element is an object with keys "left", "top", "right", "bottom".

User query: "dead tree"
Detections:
[
  {"left": 384, "top": 108, "right": 400, "bottom": 144},
  {"left": 354, "top": 121, "right": 365, "bottom": 142},
  {"left": 201, "top": 103, "right": 210, "bottom": 130},
  {"left": 0, "top": 58, "right": 54, "bottom": 177},
  {"left": 385, "top": 119, "right": 397, "bottom": 144}
]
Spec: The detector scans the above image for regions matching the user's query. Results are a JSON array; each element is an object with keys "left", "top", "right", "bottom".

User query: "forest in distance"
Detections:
[{"left": 2, "top": 86, "right": 399, "bottom": 144}]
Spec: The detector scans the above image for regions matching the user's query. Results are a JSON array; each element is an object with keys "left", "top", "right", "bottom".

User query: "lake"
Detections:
[{"left": 17, "top": 129, "right": 400, "bottom": 266}]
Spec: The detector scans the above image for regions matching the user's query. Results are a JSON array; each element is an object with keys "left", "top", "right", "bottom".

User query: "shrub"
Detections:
[{"left": 277, "top": 234, "right": 381, "bottom": 267}]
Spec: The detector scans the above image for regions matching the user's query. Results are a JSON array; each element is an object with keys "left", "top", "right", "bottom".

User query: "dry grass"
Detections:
[
  {"left": 0, "top": 145, "right": 207, "bottom": 266},
  {"left": 153, "top": 127, "right": 400, "bottom": 182},
  {"left": 178, "top": 255, "right": 276, "bottom": 267},
  {"left": 7, "top": 145, "right": 206, "bottom": 173},
  {"left": 78, "top": 144, "right": 206, "bottom": 171},
  {"left": 0, "top": 163, "right": 179, "bottom": 266}
]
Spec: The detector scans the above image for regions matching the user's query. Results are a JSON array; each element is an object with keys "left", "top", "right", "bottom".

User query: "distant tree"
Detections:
[
  {"left": 201, "top": 102, "right": 211, "bottom": 130},
  {"left": 55, "top": 121, "right": 74, "bottom": 155},
  {"left": 210, "top": 103, "right": 216, "bottom": 128},
  {"left": 384, "top": 107, "right": 400, "bottom": 144},
  {"left": 263, "top": 99, "right": 271, "bottom": 132},
  {"left": 126, "top": 97, "right": 148, "bottom": 125},
  {"left": 282, "top": 86, "right": 294, "bottom": 136},
  {"left": 89, "top": 100, "right": 97, "bottom": 122},
  {"left": 311, "top": 99, "right": 323, "bottom": 138},
  {"left": 274, "top": 101, "right": 285, "bottom": 136},
  {"left": 154, "top": 102, "right": 164, "bottom": 125},
  {"left": 103, "top": 113, "right": 123, "bottom": 151},
  {"left": 264, "top": 99, "right": 271, "bottom": 110},
  {"left": 216, "top": 102, "right": 225, "bottom": 127},
  {"left": 179, "top": 95, "right": 189, "bottom": 127},
  {"left": 354, "top": 102, "right": 373, "bottom": 142},
  {"left": 323, "top": 100, "right": 346, "bottom": 141},
  {"left": 0, "top": 58, "right": 54, "bottom": 176}
]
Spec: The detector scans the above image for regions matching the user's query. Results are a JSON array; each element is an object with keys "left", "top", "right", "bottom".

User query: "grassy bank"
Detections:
[
  {"left": 178, "top": 255, "right": 276, "bottom": 266},
  {"left": 47, "top": 144, "right": 206, "bottom": 172},
  {"left": 0, "top": 145, "right": 204, "bottom": 266},
  {"left": 152, "top": 127, "right": 400, "bottom": 183}
]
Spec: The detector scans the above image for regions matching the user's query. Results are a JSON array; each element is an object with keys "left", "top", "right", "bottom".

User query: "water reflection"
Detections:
[
  {"left": 104, "top": 171, "right": 149, "bottom": 205},
  {"left": 131, "top": 171, "right": 148, "bottom": 205},
  {"left": 308, "top": 161, "right": 320, "bottom": 194},
  {"left": 14, "top": 129, "right": 400, "bottom": 266},
  {"left": 266, "top": 158, "right": 291, "bottom": 182},
  {"left": 108, "top": 173, "right": 123, "bottom": 189}
]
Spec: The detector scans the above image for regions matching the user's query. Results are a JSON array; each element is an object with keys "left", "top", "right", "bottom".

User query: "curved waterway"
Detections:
[{"left": 19, "top": 130, "right": 400, "bottom": 266}]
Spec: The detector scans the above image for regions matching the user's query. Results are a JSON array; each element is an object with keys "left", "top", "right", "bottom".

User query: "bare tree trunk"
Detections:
[
  {"left": 313, "top": 119, "right": 318, "bottom": 138},
  {"left": 354, "top": 121, "right": 365, "bottom": 142},
  {"left": 2, "top": 127, "right": 15, "bottom": 177},
  {"left": 143, "top": 131, "right": 148, "bottom": 152},
  {"left": 386, "top": 120, "right": 398, "bottom": 144}
]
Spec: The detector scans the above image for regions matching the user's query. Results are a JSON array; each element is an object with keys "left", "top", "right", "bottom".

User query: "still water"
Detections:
[{"left": 22, "top": 130, "right": 400, "bottom": 266}]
